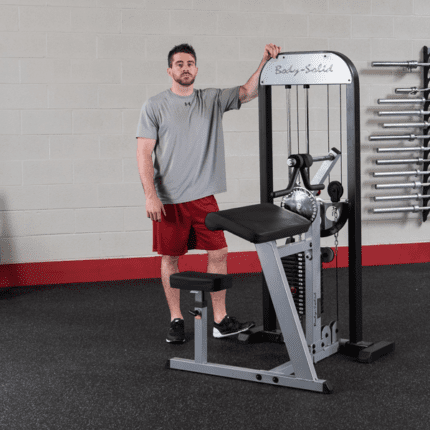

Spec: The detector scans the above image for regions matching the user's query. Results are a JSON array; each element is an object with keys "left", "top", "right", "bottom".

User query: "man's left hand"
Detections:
[{"left": 263, "top": 44, "right": 282, "bottom": 62}]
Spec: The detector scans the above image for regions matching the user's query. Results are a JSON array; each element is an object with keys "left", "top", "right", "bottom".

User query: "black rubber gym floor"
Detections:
[{"left": 0, "top": 263, "right": 428, "bottom": 430}]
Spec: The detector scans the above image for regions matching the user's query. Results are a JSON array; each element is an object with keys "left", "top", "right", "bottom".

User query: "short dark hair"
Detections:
[{"left": 168, "top": 44, "right": 197, "bottom": 69}]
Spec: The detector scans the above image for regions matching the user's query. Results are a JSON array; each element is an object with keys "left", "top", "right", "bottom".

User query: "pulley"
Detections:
[
  {"left": 281, "top": 187, "right": 318, "bottom": 222},
  {"left": 320, "top": 200, "right": 349, "bottom": 238},
  {"left": 327, "top": 181, "right": 344, "bottom": 203}
]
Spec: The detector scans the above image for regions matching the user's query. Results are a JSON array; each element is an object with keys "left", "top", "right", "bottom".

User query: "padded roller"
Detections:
[{"left": 170, "top": 271, "right": 233, "bottom": 292}]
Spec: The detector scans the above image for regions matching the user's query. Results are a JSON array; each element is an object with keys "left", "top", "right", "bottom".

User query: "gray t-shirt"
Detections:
[{"left": 136, "top": 87, "right": 241, "bottom": 204}]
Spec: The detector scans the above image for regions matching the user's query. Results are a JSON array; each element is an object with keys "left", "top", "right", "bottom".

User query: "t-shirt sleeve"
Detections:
[
  {"left": 218, "top": 86, "right": 242, "bottom": 113},
  {"left": 136, "top": 100, "right": 158, "bottom": 139}
]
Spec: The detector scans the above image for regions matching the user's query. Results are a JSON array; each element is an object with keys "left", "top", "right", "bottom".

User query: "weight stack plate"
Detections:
[
  {"left": 281, "top": 252, "right": 305, "bottom": 318},
  {"left": 281, "top": 253, "right": 325, "bottom": 318}
]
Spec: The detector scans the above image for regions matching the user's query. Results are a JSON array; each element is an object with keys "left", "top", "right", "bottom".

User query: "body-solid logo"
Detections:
[{"left": 275, "top": 64, "right": 334, "bottom": 77}]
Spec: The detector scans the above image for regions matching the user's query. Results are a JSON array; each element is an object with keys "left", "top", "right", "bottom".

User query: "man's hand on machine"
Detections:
[
  {"left": 263, "top": 44, "right": 282, "bottom": 62},
  {"left": 146, "top": 196, "right": 166, "bottom": 222}
]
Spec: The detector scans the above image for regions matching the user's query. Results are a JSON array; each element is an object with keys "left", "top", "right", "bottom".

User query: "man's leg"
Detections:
[
  {"left": 208, "top": 246, "right": 255, "bottom": 337},
  {"left": 160, "top": 254, "right": 183, "bottom": 321},
  {"left": 207, "top": 247, "right": 228, "bottom": 324},
  {"left": 189, "top": 196, "right": 254, "bottom": 335}
]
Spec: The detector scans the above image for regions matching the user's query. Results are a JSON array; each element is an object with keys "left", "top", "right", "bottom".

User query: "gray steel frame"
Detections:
[
  {"left": 258, "top": 51, "right": 364, "bottom": 348},
  {"left": 169, "top": 156, "right": 340, "bottom": 393},
  {"left": 259, "top": 51, "right": 394, "bottom": 362},
  {"left": 169, "top": 241, "right": 332, "bottom": 393}
]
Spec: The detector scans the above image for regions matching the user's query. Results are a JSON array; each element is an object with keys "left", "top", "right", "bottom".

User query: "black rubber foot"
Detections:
[
  {"left": 340, "top": 340, "right": 395, "bottom": 363},
  {"left": 237, "top": 326, "right": 284, "bottom": 344},
  {"left": 165, "top": 359, "right": 171, "bottom": 369},
  {"left": 358, "top": 341, "right": 395, "bottom": 363},
  {"left": 323, "top": 381, "right": 333, "bottom": 394}
]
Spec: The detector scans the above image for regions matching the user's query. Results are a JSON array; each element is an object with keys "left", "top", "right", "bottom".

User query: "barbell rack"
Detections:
[{"left": 372, "top": 48, "right": 430, "bottom": 219}]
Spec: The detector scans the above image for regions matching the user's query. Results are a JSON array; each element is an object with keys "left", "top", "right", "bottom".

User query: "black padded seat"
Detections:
[
  {"left": 205, "top": 203, "right": 311, "bottom": 244},
  {"left": 170, "top": 272, "right": 233, "bottom": 292}
]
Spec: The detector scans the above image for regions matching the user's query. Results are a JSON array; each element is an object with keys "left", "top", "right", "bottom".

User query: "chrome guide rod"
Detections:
[
  {"left": 327, "top": 85, "right": 330, "bottom": 183},
  {"left": 339, "top": 84, "right": 343, "bottom": 181},
  {"left": 296, "top": 85, "right": 300, "bottom": 154},
  {"left": 305, "top": 85, "right": 310, "bottom": 155},
  {"left": 327, "top": 85, "right": 330, "bottom": 148},
  {"left": 287, "top": 86, "right": 292, "bottom": 179}
]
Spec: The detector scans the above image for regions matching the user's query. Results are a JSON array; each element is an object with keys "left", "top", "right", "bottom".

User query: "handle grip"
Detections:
[{"left": 271, "top": 154, "right": 325, "bottom": 198}]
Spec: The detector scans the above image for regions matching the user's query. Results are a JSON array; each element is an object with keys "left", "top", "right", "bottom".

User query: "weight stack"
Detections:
[
  {"left": 281, "top": 253, "right": 305, "bottom": 318},
  {"left": 281, "top": 253, "right": 324, "bottom": 318}
]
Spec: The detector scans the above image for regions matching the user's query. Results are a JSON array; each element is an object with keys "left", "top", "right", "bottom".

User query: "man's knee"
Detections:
[
  {"left": 208, "top": 247, "right": 228, "bottom": 262},
  {"left": 161, "top": 255, "right": 180, "bottom": 266}
]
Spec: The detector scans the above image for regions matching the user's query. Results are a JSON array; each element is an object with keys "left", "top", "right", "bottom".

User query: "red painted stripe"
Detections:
[
  {"left": 0, "top": 244, "right": 429, "bottom": 288},
  {"left": 362, "top": 242, "right": 430, "bottom": 266}
]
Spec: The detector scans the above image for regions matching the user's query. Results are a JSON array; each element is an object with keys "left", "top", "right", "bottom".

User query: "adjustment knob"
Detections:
[
  {"left": 188, "top": 310, "right": 201, "bottom": 317},
  {"left": 321, "top": 247, "right": 335, "bottom": 263}
]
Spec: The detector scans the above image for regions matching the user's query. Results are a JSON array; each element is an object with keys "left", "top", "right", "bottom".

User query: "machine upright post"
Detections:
[
  {"left": 345, "top": 69, "right": 363, "bottom": 344},
  {"left": 259, "top": 84, "right": 273, "bottom": 205},
  {"left": 258, "top": 82, "right": 279, "bottom": 335},
  {"left": 194, "top": 291, "right": 208, "bottom": 364}
]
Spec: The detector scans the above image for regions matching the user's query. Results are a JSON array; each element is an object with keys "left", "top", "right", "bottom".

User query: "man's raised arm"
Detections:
[{"left": 239, "top": 43, "right": 282, "bottom": 104}]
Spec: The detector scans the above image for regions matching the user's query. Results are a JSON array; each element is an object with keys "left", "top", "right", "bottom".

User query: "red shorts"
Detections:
[{"left": 153, "top": 195, "right": 227, "bottom": 256}]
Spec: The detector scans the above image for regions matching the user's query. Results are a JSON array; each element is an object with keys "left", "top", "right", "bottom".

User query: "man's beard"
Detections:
[{"left": 174, "top": 73, "right": 195, "bottom": 87}]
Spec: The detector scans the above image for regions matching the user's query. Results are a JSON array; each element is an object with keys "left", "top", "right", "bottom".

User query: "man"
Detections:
[{"left": 136, "top": 43, "right": 282, "bottom": 343}]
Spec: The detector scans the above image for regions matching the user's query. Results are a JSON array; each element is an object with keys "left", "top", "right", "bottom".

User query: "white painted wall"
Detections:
[{"left": 1, "top": 0, "right": 429, "bottom": 264}]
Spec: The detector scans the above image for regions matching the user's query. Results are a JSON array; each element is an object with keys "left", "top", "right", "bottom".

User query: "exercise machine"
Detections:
[
  {"left": 168, "top": 193, "right": 334, "bottom": 392},
  {"left": 167, "top": 52, "right": 395, "bottom": 393},
  {"left": 255, "top": 51, "right": 394, "bottom": 362}
]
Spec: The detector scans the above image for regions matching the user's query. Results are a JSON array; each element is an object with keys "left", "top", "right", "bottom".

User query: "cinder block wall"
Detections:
[{"left": 0, "top": 0, "right": 429, "bottom": 264}]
